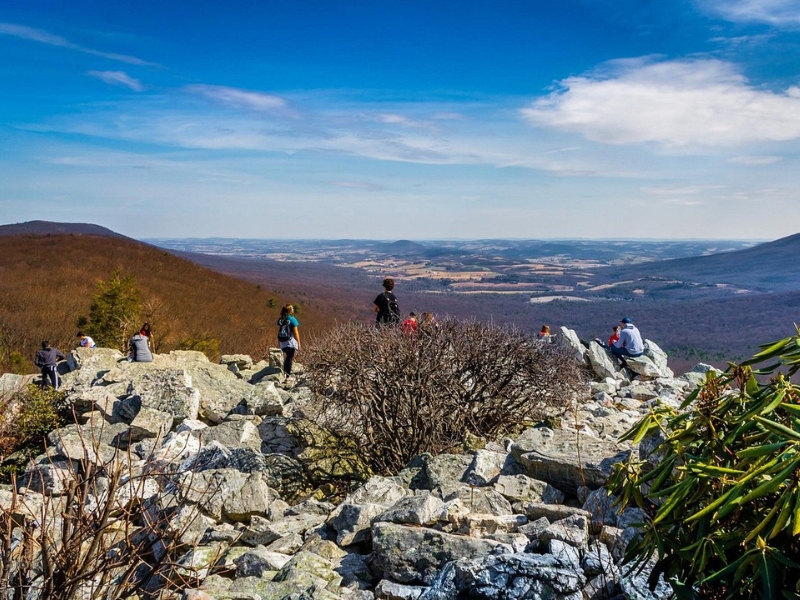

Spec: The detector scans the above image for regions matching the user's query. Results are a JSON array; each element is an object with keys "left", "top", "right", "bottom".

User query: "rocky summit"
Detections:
[{"left": 0, "top": 330, "right": 714, "bottom": 600}]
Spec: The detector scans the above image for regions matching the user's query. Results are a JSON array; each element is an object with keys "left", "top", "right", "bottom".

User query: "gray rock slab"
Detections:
[
  {"left": 348, "top": 476, "right": 411, "bottom": 506},
  {"left": 128, "top": 407, "right": 174, "bottom": 441},
  {"left": 524, "top": 503, "right": 592, "bottom": 524},
  {"left": 493, "top": 474, "right": 565, "bottom": 505},
  {"left": 411, "top": 454, "right": 473, "bottom": 491},
  {"left": 510, "top": 427, "right": 630, "bottom": 494},
  {"left": 420, "top": 552, "right": 586, "bottom": 600},
  {"left": 374, "top": 493, "right": 444, "bottom": 527},
  {"left": 376, "top": 580, "right": 428, "bottom": 600},
  {"left": 463, "top": 450, "right": 522, "bottom": 486},
  {"left": 176, "top": 468, "right": 275, "bottom": 522},
  {"left": 539, "top": 514, "right": 590, "bottom": 549},
  {"left": 196, "top": 420, "right": 262, "bottom": 452},
  {"left": 123, "top": 368, "right": 201, "bottom": 423},
  {"left": 329, "top": 502, "right": 386, "bottom": 546},
  {"left": 586, "top": 342, "right": 623, "bottom": 381},
  {"left": 371, "top": 522, "right": 512, "bottom": 586},
  {"left": 439, "top": 485, "right": 513, "bottom": 516}
]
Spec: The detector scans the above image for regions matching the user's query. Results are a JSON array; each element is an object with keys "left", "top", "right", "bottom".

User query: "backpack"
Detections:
[
  {"left": 277, "top": 317, "right": 293, "bottom": 342},
  {"left": 384, "top": 292, "right": 400, "bottom": 323}
]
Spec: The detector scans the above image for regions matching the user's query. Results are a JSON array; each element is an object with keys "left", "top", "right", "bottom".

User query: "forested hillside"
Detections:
[{"left": 0, "top": 234, "right": 353, "bottom": 373}]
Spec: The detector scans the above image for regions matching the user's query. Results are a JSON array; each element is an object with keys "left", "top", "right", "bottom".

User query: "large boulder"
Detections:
[
  {"left": 624, "top": 355, "right": 663, "bottom": 380},
  {"left": 586, "top": 342, "right": 623, "bottom": 381},
  {"left": 421, "top": 552, "right": 585, "bottom": 600},
  {"left": 557, "top": 327, "right": 587, "bottom": 364},
  {"left": 371, "top": 522, "right": 512, "bottom": 585},
  {"left": 120, "top": 368, "right": 201, "bottom": 423},
  {"left": 510, "top": 427, "right": 630, "bottom": 494},
  {"left": 176, "top": 468, "right": 277, "bottom": 522},
  {"left": 643, "top": 340, "right": 673, "bottom": 378},
  {"left": 411, "top": 454, "right": 473, "bottom": 491},
  {"left": 493, "top": 474, "right": 565, "bottom": 505}
]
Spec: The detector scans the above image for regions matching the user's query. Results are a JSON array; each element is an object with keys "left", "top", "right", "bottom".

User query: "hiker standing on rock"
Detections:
[
  {"left": 34, "top": 340, "right": 65, "bottom": 389},
  {"left": 277, "top": 304, "right": 301, "bottom": 383},
  {"left": 610, "top": 317, "right": 644, "bottom": 359},
  {"left": 374, "top": 278, "right": 400, "bottom": 328}
]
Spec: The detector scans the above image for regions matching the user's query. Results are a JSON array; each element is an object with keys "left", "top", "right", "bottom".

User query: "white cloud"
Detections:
[
  {"left": 729, "top": 155, "right": 782, "bottom": 164},
  {"left": 87, "top": 70, "right": 143, "bottom": 92},
  {"left": 698, "top": 0, "right": 800, "bottom": 26},
  {"left": 0, "top": 22, "right": 155, "bottom": 66},
  {"left": 522, "top": 58, "right": 800, "bottom": 147},
  {"left": 186, "top": 84, "right": 289, "bottom": 113}
]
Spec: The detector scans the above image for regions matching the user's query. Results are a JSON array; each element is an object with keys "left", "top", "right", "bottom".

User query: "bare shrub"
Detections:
[
  {"left": 305, "top": 318, "right": 586, "bottom": 475},
  {"left": 0, "top": 424, "right": 227, "bottom": 599}
]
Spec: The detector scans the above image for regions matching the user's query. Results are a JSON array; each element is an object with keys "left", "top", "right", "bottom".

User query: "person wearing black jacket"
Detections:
[
  {"left": 34, "top": 340, "right": 65, "bottom": 389},
  {"left": 373, "top": 278, "right": 400, "bottom": 328}
]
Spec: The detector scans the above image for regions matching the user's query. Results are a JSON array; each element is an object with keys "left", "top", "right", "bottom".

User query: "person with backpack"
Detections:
[
  {"left": 277, "top": 304, "right": 301, "bottom": 383},
  {"left": 34, "top": 340, "right": 65, "bottom": 389},
  {"left": 374, "top": 278, "right": 400, "bottom": 328}
]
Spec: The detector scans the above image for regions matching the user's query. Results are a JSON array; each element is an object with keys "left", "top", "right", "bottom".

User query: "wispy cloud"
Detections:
[
  {"left": 0, "top": 22, "right": 155, "bottom": 66},
  {"left": 186, "top": 84, "right": 289, "bottom": 113},
  {"left": 729, "top": 155, "right": 782, "bottom": 165},
  {"left": 698, "top": 0, "right": 800, "bottom": 26},
  {"left": 521, "top": 58, "right": 800, "bottom": 147},
  {"left": 332, "top": 180, "right": 385, "bottom": 191},
  {"left": 87, "top": 70, "right": 143, "bottom": 92},
  {"left": 642, "top": 185, "right": 724, "bottom": 196}
]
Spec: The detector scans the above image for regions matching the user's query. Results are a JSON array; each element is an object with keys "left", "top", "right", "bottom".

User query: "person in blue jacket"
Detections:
[{"left": 277, "top": 304, "right": 301, "bottom": 383}]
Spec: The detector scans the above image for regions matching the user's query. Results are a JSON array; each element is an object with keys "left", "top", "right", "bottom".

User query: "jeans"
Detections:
[{"left": 282, "top": 347, "right": 296, "bottom": 375}]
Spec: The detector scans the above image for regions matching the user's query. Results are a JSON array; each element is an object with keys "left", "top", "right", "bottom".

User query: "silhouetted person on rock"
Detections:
[{"left": 34, "top": 340, "right": 65, "bottom": 389}]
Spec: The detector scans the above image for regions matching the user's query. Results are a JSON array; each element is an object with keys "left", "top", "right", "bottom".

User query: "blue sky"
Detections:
[{"left": 2, "top": 0, "right": 800, "bottom": 239}]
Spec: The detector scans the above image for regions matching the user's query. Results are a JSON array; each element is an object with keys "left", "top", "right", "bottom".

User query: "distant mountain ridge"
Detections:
[
  {"left": 0, "top": 220, "right": 128, "bottom": 239},
  {"left": 605, "top": 232, "right": 800, "bottom": 292}
]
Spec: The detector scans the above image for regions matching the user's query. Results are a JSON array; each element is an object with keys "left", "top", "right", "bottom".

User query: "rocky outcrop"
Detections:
[{"left": 0, "top": 336, "right": 701, "bottom": 600}]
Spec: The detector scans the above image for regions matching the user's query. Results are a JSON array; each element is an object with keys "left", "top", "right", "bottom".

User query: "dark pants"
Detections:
[
  {"left": 41, "top": 365, "right": 59, "bottom": 389},
  {"left": 610, "top": 346, "right": 642, "bottom": 359},
  {"left": 282, "top": 347, "right": 296, "bottom": 375}
]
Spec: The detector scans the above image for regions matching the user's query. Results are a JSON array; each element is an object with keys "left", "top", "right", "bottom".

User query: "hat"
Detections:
[{"left": 621, "top": 317, "right": 632, "bottom": 324}]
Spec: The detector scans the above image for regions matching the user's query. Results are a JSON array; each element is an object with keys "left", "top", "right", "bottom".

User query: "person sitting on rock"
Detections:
[
  {"left": 77, "top": 331, "right": 97, "bottom": 348},
  {"left": 129, "top": 326, "right": 154, "bottom": 362},
  {"left": 537, "top": 325, "right": 552, "bottom": 341},
  {"left": 609, "top": 317, "right": 644, "bottom": 360}
]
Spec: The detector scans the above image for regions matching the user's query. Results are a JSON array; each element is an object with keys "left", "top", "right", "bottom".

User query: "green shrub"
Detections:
[
  {"left": 85, "top": 270, "right": 142, "bottom": 351},
  {"left": 0, "top": 384, "right": 68, "bottom": 480},
  {"left": 178, "top": 335, "right": 221, "bottom": 361},
  {"left": 306, "top": 318, "right": 585, "bottom": 476},
  {"left": 608, "top": 330, "right": 800, "bottom": 599}
]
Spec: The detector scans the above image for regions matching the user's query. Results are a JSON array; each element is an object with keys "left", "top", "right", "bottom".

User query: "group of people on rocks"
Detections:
[
  {"left": 32, "top": 275, "right": 646, "bottom": 390},
  {"left": 373, "top": 277, "right": 435, "bottom": 334},
  {"left": 34, "top": 324, "right": 154, "bottom": 389},
  {"left": 538, "top": 317, "right": 645, "bottom": 363}
]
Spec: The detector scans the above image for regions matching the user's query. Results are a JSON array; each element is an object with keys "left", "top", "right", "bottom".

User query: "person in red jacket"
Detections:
[
  {"left": 607, "top": 325, "right": 620, "bottom": 347},
  {"left": 401, "top": 312, "right": 418, "bottom": 334}
]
